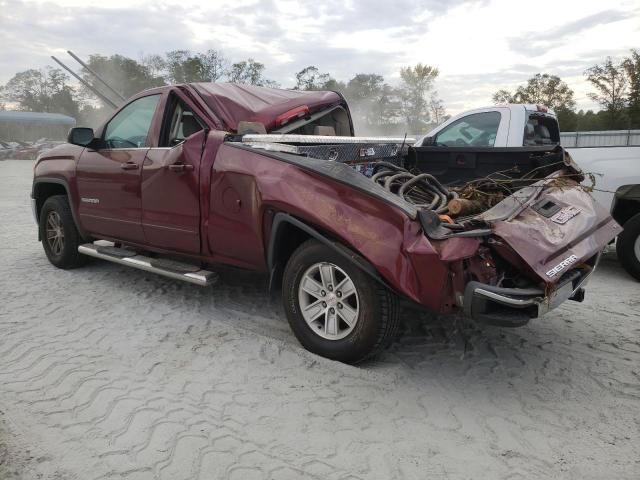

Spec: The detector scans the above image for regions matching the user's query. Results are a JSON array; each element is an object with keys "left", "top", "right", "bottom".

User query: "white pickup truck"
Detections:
[{"left": 415, "top": 104, "right": 640, "bottom": 281}]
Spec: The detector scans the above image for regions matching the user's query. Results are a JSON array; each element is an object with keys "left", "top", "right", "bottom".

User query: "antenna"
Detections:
[
  {"left": 51, "top": 55, "right": 119, "bottom": 109},
  {"left": 399, "top": 132, "right": 407, "bottom": 155}
]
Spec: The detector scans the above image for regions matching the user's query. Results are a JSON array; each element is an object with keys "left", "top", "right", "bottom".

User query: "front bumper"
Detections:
[{"left": 463, "top": 264, "right": 595, "bottom": 327}]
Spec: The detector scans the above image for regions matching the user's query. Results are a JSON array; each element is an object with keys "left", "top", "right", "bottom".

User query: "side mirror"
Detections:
[
  {"left": 421, "top": 136, "right": 435, "bottom": 146},
  {"left": 67, "top": 127, "right": 95, "bottom": 147}
]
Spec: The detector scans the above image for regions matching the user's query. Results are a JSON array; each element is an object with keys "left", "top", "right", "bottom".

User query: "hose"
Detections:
[{"left": 372, "top": 166, "right": 458, "bottom": 214}]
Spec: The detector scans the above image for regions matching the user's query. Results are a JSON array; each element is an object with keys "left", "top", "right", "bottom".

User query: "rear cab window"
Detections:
[
  {"left": 523, "top": 111, "right": 560, "bottom": 146},
  {"left": 274, "top": 105, "right": 352, "bottom": 136}
]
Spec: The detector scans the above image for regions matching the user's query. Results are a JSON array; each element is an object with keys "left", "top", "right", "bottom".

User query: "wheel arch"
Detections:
[
  {"left": 32, "top": 177, "right": 87, "bottom": 240},
  {"left": 266, "top": 213, "right": 388, "bottom": 292},
  {"left": 612, "top": 184, "right": 640, "bottom": 227}
]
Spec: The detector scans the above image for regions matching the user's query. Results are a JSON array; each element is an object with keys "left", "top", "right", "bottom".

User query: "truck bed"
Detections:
[{"left": 407, "top": 145, "right": 567, "bottom": 186}]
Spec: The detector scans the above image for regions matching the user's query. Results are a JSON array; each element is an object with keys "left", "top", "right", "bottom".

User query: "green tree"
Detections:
[
  {"left": 321, "top": 78, "right": 346, "bottom": 92},
  {"left": 492, "top": 73, "right": 577, "bottom": 130},
  {"left": 584, "top": 57, "right": 628, "bottom": 129},
  {"left": 556, "top": 109, "right": 578, "bottom": 132},
  {"left": 2, "top": 67, "right": 79, "bottom": 117},
  {"left": 623, "top": 49, "right": 640, "bottom": 129},
  {"left": 81, "top": 54, "right": 165, "bottom": 106},
  {"left": 140, "top": 54, "right": 167, "bottom": 79},
  {"left": 164, "top": 49, "right": 228, "bottom": 84},
  {"left": 429, "top": 93, "right": 448, "bottom": 126},
  {"left": 228, "top": 58, "right": 278, "bottom": 87},
  {"left": 294, "top": 66, "right": 330, "bottom": 90},
  {"left": 342, "top": 74, "right": 401, "bottom": 132},
  {"left": 165, "top": 50, "right": 205, "bottom": 83},
  {"left": 492, "top": 89, "right": 514, "bottom": 104},
  {"left": 77, "top": 104, "right": 112, "bottom": 128},
  {"left": 398, "top": 63, "right": 439, "bottom": 133},
  {"left": 491, "top": 74, "right": 575, "bottom": 110},
  {"left": 375, "top": 84, "right": 403, "bottom": 128},
  {"left": 574, "top": 109, "right": 608, "bottom": 131},
  {"left": 199, "top": 49, "right": 229, "bottom": 83}
]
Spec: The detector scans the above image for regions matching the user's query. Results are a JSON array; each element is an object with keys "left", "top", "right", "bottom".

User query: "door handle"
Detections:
[
  {"left": 120, "top": 162, "right": 138, "bottom": 170},
  {"left": 168, "top": 163, "right": 194, "bottom": 172}
]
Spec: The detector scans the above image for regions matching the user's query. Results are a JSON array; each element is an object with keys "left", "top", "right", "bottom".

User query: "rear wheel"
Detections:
[
  {"left": 39, "top": 195, "right": 86, "bottom": 269},
  {"left": 616, "top": 213, "right": 640, "bottom": 281},
  {"left": 282, "top": 240, "right": 398, "bottom": 363}
]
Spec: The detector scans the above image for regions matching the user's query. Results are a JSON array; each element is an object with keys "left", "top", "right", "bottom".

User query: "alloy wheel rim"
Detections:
[
  {"left": 634, "top": 235, "right": 640, "bottom": 263},
  {"left": 298, "top": 262, "right": 359, "bottom": 340},
  {"left": 46, "top": 211, "right": 65, "bottom": 256}
]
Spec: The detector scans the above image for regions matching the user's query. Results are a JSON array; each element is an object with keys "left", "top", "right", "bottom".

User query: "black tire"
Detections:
[
  {"left": 616, "top": 213, "right": 640, "bottom": 281},
  {"left": 39, "top": 195, "right": 86, "bottom": 269},
  {"left": 282, "top": 239, "right": 399, "bottom": 364}
]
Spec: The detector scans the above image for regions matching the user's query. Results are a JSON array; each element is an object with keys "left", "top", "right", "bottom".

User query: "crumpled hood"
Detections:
[{"left": 488, "top": 182, "right": 621, "bottom": 283}]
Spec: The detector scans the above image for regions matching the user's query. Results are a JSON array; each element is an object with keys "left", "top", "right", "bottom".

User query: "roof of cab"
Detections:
[{"left": 190, "top": 83, "right": 343, "bottom": 133}]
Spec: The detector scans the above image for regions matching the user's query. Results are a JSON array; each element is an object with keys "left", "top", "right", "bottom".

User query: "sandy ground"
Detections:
[{"left": 1, "top": 159, "right": 639, "bottom": 480}]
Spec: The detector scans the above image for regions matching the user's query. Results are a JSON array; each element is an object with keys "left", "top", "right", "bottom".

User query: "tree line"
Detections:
[
  {"left": 0, "top": 50, "right": 444, "bottom": 135},
  {"left": 1, "top": 48, "right": 639, "bottom": 134},
  {"left": 493, "top": 49, "right": 640, "bottom": 131}
]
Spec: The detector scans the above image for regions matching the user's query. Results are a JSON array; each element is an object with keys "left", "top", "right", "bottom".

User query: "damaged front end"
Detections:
[
  {"left": 460, "top": 173, "right": 618, "bottom": 326},
  {"left": 399, "top": 147, "right": 621, "bottom": 326}
]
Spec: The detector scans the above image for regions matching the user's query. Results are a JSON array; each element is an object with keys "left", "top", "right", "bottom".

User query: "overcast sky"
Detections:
[{"left": 1, "top": 0, "right": 638, "bottom": 114}]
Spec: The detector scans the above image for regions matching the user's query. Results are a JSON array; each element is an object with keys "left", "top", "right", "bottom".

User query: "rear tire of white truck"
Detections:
[
  {"left": 616, "top": 213, "right": 640, "bottom": 281},
  {"left": 282, "top": 239, "right": 399, "bottom": 364},
  {"left": 39, "top": 195, "right": 86, "bottom": 269}
]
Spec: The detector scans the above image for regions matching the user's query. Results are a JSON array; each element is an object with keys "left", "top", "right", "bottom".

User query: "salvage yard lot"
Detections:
[{"left": 1, "top": 159, "right": 639, "bottom": 479}]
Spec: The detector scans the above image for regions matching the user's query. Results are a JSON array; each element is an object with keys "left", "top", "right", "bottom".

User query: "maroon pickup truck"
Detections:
[{"left": 32, "top": 83, "right": 620, "bottom": 363}]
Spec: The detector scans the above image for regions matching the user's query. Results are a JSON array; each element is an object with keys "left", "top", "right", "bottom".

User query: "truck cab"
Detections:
[{"left": 416, "top": 104, "right": 560, "bottom": 149}]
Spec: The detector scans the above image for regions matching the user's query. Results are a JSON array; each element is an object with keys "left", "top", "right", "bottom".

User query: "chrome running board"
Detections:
[{"left": 78, "top": 242, "right": 218, "bottom": 286}]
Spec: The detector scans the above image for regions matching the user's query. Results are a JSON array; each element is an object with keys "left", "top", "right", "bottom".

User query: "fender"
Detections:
[
  {"left": 267, "top": 213, "right": 390, "bottom": 291},
  {"left": 612, "top": 184, "right": 640, "bottom": 226},
  {"left": 615, "top": 184, "right": 640, "bottom": 202},
  {"left": 32, "top": 176, "right": 89, "bottom": 240}
]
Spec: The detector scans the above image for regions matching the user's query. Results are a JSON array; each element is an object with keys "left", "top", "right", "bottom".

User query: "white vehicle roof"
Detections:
[{"left": 455, "top": 104, "right": 557, "bottom": 116}]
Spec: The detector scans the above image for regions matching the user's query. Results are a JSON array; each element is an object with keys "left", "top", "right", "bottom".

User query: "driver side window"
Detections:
[
  {"left": 161, "top": 96, "right": 204, "bottom": 147},
  {"left": 104, "top": 94, "right": 160, "bottom": 149},
  {"left": 435, "top": 111, "right": 501, "bottom": 147}
]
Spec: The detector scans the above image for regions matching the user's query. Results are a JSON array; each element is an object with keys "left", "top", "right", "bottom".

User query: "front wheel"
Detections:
[
  {"left": 616, "top": 213, "right": 640, "bottom": 281},
  {"left": 39, "top": 195, "right": 86, "bottom": 269},
  {"left": 282, "top": 240, "right": 399, "bottom": 363}
]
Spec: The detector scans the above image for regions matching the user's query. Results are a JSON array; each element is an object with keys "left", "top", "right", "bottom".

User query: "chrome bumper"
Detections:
[{"left": 463, "top": 265, "right": 594, "bottom": 327}]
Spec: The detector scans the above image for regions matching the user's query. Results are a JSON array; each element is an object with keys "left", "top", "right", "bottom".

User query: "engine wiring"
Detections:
[{"left": 369, "top": 160, "right": 594, "bottom": 224}]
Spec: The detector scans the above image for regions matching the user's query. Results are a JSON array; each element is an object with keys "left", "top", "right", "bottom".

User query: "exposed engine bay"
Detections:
[{"left": 369, "top": 146, "right": 588, "bottom": 235}]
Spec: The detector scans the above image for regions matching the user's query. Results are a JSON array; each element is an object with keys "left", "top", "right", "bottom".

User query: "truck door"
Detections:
[
  {"left": 141, "top": 94, "right": 205, "bottom": 254},
  {"left": 76, "top": 94, "right": 161, "bottom": 243}
]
